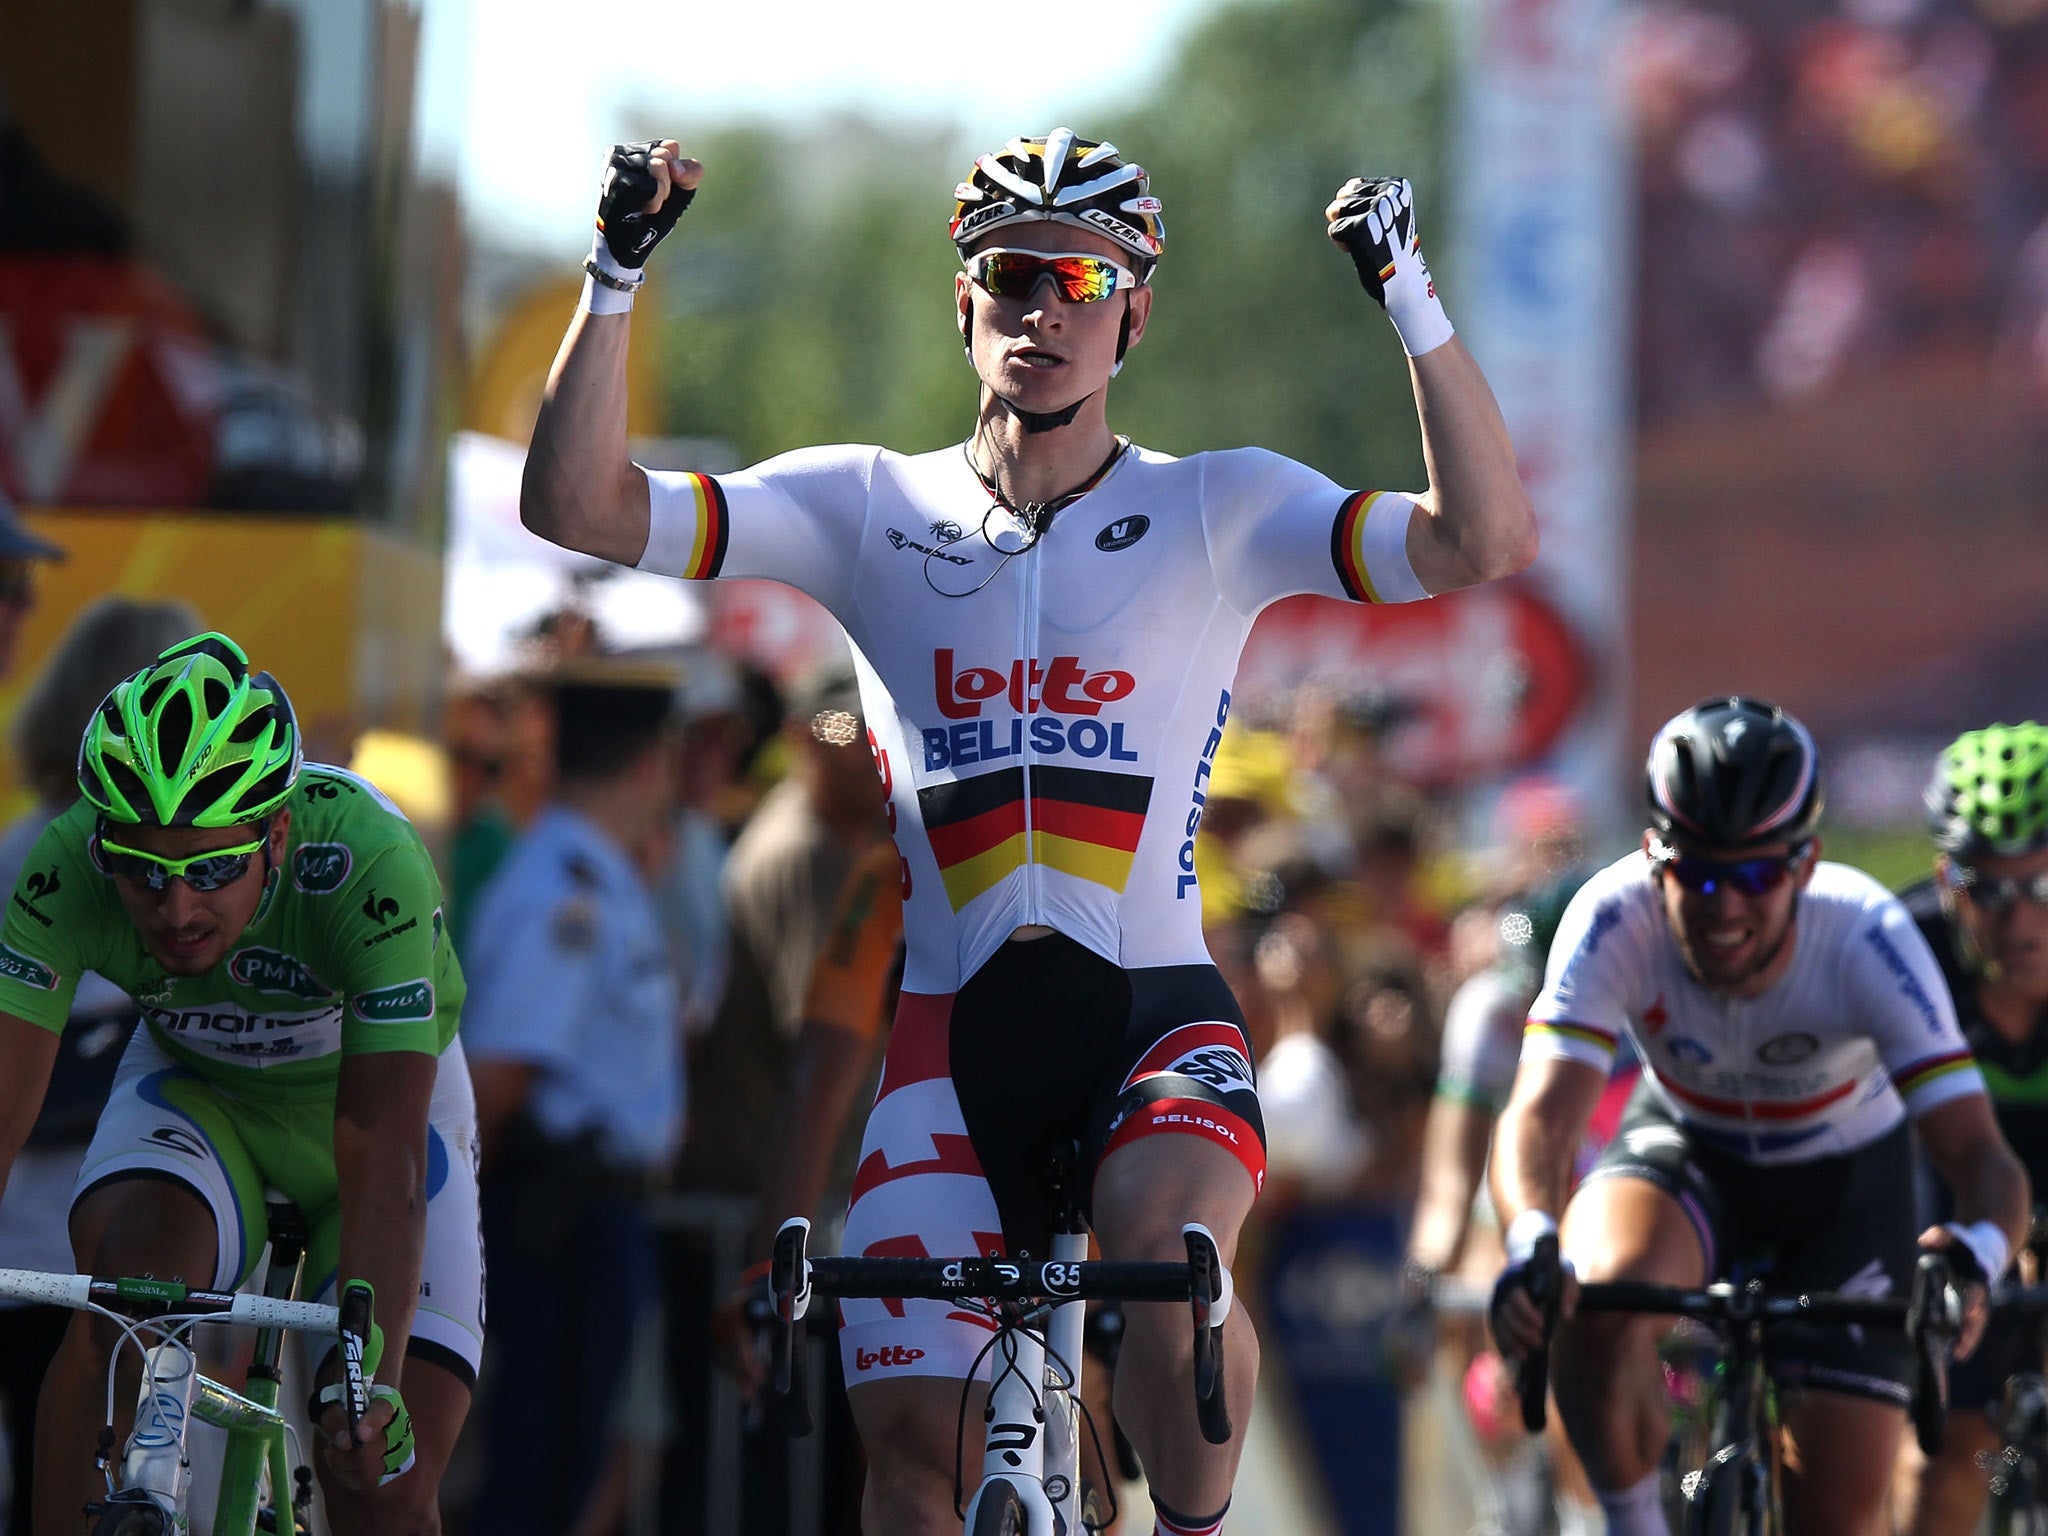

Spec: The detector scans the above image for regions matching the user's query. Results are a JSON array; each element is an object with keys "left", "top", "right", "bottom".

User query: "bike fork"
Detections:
[
  {"left": 117, "top": 1338, "right": 198, "bottom": 1531},
  {"left": 962, "top": 1230, "right": 1091, "bottom": 1535}
]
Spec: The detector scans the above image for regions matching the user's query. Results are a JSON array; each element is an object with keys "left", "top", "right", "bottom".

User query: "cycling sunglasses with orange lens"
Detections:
[{"left": 967, "top": 250, "right": 1139, "bottom": 304}]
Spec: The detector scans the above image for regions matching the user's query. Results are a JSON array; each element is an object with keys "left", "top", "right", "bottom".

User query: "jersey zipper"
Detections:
[{"left": 1019, "top": 519, "right": 1041, "bottom": 925}]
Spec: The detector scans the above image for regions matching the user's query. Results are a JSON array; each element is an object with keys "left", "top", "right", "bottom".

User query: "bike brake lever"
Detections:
[{"left": 336, "top": 1281, "right": 374, "bottom": 1445}]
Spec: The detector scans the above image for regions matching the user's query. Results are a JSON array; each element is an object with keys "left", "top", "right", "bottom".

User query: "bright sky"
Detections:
[{"left": 417, "top": 0, "right": 1232, "bottom": 254}]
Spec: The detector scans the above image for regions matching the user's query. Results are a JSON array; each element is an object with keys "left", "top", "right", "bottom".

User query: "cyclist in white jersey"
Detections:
[
  {"left": 1488, "top": 697, "right": 2028, "bottom": 1536},
  {"left": 522, "top": 132, "right": 1536, "bottom": 1536}
]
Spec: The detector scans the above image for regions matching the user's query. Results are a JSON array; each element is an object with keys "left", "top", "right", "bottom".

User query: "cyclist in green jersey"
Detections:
[
  {"left": 0, "top": 632, "right": 480, "bottom": 1535},
  {"left": 1902, "top": 723, "right": 2048, "bottom": 1536}
]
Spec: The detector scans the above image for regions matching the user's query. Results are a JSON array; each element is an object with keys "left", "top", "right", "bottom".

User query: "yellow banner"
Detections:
[{"left": 0, "top": 510, "right": 443, "bottom": 816}]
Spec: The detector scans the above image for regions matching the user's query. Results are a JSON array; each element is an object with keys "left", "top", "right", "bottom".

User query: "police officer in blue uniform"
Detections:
[{"left": 461, "top": 659, "right": 684, "bottom": 1534}]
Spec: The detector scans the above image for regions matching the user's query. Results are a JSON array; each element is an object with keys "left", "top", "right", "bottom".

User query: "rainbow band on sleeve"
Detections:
[
  {"left": 1893, "top": 1050, "right": 1978, "bottom": 1101},
  {"left": 1330, "top": 489, "right": 1392, "bottom": 604},
  {"left": 1524, "top": 1017, "right": 1620, "bottom": 1060},
  {"left": 678, "top": 473, "right": 729, "bottom": 581}
]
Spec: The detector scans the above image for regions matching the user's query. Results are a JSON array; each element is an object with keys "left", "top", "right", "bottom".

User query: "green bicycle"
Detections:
[{"left": 0, "top": 1197, "right": 359, "bottom": 1536}]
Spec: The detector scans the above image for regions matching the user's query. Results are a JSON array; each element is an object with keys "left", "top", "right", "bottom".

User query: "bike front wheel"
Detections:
[
  {"left": 91, "top": 1506, "right": 175, "bottom": 1536},
  {"left": 972, "top": 1477, "right": 1028, "bottom": 1536}
]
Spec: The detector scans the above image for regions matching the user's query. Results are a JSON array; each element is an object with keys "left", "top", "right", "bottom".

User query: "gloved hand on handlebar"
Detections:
[
  {"left": 1489, "top": 1210, "right": 1575, "bottom": 1362},
  {"left": 1918, "top": 1220, "right": 2005, "bottom": 1360},
  {"left": 308, "top": 1283, "right": 417, "bottom": 1489}
]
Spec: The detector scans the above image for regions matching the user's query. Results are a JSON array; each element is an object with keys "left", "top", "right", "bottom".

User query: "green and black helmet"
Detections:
[
  {"left": 78, "top": 632, "right": 302, "bottom": 828},
  {"left": 1927, "top": 723, "right": 2048, "bottom": 859}
]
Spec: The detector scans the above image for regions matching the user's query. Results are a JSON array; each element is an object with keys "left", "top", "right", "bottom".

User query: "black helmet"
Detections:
[{"left": 1645, "top": 696, "right": 1823, "bottom": 850}]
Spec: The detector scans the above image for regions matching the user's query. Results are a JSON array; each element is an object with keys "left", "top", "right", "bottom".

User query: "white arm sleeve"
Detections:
[
  {"left": 1195, "top": 447, "right": 1429, "bottom": 616},
  {"left": 639, "top": 444, "right": 879, "bottom": 615}
]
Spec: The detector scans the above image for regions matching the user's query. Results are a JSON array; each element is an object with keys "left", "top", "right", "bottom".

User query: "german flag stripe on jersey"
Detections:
[
  {"left": 917, "top": 766, "right": 1153, "bottom": 911},
  {"left": 1330, "top": 489, "right": 1390, "bottom": 603},
  {"left": 677, "top": 473, "right": 729, "bottom": 580}
]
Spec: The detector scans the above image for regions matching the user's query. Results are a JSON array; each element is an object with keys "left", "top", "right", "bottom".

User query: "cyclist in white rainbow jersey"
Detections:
[
  {"left": 522, "top": 131, "right": 1537, "bottom": 1536},
  {"left": 1489, "top": 697, "right": 2028, "bottom": 1536}
]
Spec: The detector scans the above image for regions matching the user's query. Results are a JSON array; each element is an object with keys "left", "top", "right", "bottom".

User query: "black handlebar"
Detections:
[
  {"left": 1185, "top": 1227, "right": 1232, "bottom": 1446},
  {"left": 765, "top": 1218, "right": 1234, "bottom": 1444},
  {"left": 336, "top": 1280, "right": 375, "bottom": 1445},
  {"left": 1508, "top": 1246, "right": 1959, "bottom": 1454},
  {"left": 1516, "top": 1234, "right": 1560, "bottom": 1433}
]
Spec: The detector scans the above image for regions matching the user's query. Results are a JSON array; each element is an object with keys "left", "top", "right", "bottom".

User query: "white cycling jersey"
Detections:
[
  {"left": 640, "top": 441, "right": 1425, "bottom": 993},
  {"left": 1525, "top": 851, "right": 1983, "bottom": 1163}
]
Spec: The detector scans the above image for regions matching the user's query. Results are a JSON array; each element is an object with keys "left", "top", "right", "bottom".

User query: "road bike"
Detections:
[
  {"left": 1515, "top": 1235, "right": 1957, "bottom": 1536},
  {"left": 0, "top": 1196, "right": 366, "bottom": 1536},
  {"left": 1979, "top": 1215, "right": 2048, "bottom": 1536},
  {"left": 768, "top": 1151, "right": 1232, "bottom": 1536}
]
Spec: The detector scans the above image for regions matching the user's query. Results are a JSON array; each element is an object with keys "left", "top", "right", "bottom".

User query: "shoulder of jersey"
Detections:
[
  {"left": 283, "top": 764, "right": 423, "bottom": 892},
  {"left": 1804, "top": 858, "right": 1902, "bottom": 912}
]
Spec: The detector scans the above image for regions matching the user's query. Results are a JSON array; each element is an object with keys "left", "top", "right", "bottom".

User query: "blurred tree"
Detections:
[{"left": 650, "top": 0, "right": 1449, "bottom": 489}]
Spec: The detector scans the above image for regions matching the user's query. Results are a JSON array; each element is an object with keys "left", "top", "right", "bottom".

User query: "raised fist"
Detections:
[
  {"left": 596, "top": 140, "right": 701, "bottom": 271},
  {"left": 1326, "top": 176, "right": 1433, "bottom": 311}
]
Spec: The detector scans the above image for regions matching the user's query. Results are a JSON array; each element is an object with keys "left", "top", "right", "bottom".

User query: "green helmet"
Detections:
[
  {"left": 1926, "top": 723, "right": 2048, "bottom": 859},
  {"left": 78, "top": 632, "right": 302, "bottom": 828}
]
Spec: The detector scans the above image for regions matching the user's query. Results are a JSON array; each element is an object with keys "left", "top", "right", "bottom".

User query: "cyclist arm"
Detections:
[
  {"left": 332, "top": 1047, "right": 438, "bottom": 1374},
  {"left": 0, "top": 1012, "right": 60, "bottom": 1199},
  {"left": 1487, "top": 1053, "right": 1603, "bottom": 1358},
  {"left": 1915, "top": 1092, "right": 2029, "bottom": 1270},
  {"left": 521, "top": 147, "right": 698, "bottom": 566},
  {"left": 1489, "top": 1053, "right": 1605, "bottom": 1235},
  {"left": 1408, "top": 1093, "right": 1497, "bottom": 1276},
  {"left": 1403, "top": 339, "right": 1539, "bottom": 594}
]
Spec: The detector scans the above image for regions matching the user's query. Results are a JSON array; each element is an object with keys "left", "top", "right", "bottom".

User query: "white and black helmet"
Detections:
[
  {"left": 949, "top": 128, "right": 1165, "bottom": 280},
  {"left": 1646, "top": 696, "right": 1824, "bottom": 850}
]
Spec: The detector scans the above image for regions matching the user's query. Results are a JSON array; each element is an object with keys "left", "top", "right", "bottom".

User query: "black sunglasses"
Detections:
[
  {"left": 1650, "top": 837, "right": 1810, "bottom": 896},
  {"left": 1947, "top": 864, "right": 2048, "bottom": 917}
]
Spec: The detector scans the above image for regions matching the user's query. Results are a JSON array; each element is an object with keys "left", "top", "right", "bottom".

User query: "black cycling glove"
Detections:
[{"left": 596, "top": 141, "right": 695, "bottom": 271}]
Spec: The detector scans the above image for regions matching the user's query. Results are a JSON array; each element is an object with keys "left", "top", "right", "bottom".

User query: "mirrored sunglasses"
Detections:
[
  {"left": 93, "top": 822, "right": 268, "bottom": 893},
  {"left": 967, "top": 250, "right": 1138, "bottom": 304},
  {"left": 1947, "top": 864, "right": 2048, "bottom": 916},
  {"left": 1650, "top": 838, "right": 1809, "bottom": 896}
]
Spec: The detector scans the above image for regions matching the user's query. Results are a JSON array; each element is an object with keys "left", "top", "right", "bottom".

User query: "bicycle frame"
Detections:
[
  {"left": 0, "top": 1205, "right": 339, "bottom": 1536},
  {"left": 961, "top": 1228, "right": 1092, "bottom": 1535}
]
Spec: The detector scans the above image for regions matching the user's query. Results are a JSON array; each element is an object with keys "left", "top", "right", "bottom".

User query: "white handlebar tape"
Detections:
[{"left": 0, "top": 1268, "right": 91, "bottom": 1307}]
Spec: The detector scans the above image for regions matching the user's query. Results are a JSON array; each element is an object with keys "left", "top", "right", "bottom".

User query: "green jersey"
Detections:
[{"left": 0, "top": 764, "right": 463, "bottom": 1095}]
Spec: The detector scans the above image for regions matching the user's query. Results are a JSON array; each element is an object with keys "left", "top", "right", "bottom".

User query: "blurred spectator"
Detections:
[
  {"left": 460, "top": 661, "right": 684, "bottom": 1536},
  {"left": 0, "top": 487, "right": 65, "bottom": 679},
  {"left": 653, "top": 650, "right": 780, "bottom": 1041},
  {"left": 443, "top": 677, "right": 550, "bottom": 955},
  {"left": 1629, "top": 0, "right": 2048, "bottom": 418},
  {"left": 0, "top": 594, "right": 195, "bottom": 1534},
  {"left": 667, "top": 659, "right": 888, "bottom": 1536}
]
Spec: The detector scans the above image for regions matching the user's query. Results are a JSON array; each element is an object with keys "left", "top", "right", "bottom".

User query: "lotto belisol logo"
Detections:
[{"left": 355, "top": 979, "right": 434, "bottom": 1023}]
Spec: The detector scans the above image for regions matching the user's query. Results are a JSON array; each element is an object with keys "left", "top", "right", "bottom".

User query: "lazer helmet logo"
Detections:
[
  {"left": 954, "top": 200, "right": 1017, "bottom": 240},
  {"left": 1079, "top": 208, "right": 1147, "bottom": 248}
]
